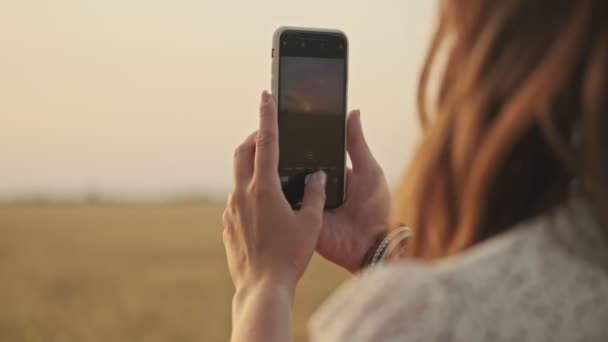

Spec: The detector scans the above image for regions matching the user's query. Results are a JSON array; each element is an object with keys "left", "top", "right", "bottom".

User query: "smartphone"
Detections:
[{"left": 272, "top": 27, "right": 348, "bottom": 209}]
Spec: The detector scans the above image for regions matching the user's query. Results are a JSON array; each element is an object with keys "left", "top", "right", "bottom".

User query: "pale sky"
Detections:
[{"left": 0, "top": 0, "right": 437, "bottom": 200}]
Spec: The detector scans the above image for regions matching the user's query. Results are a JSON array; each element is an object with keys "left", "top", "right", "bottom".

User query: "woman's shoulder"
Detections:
[
  {"left": 308, "top": 229, "right": 533, "bottom": 342},
  {"left": 309, "top": 260, "right": 450, "bottom": 342},
  {"left": 310, "top": 201, "right": 608, "bottom": 341}
]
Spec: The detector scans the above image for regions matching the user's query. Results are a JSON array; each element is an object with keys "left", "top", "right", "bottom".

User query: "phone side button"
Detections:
[{"left": 271, "top": 48, "right": 275, "bottom": 58}]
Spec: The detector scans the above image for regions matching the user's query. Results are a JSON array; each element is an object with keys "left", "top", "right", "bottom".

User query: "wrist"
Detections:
[
  {"left": 234, "top": 273, "right": 296, "bottom": 303},
  {"left": 338, "top": 225, "right": 388, "bottom": 273},
  {"left": 358, "top": 229, "right": 387, "bottom": 270},
  {"left": 359, "top": 226, "right": 411, "bottom": 269},
  {"left": 230, "top": 273, "right": 296, "bottom": 342},
  {"left": 232, "top": 275, "right": 296, "bottom": 320}
]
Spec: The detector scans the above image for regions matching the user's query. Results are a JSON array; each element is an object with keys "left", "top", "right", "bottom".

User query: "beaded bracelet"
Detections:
[{"left": 360, "top": 226, "right": 411, "bottom": 268}]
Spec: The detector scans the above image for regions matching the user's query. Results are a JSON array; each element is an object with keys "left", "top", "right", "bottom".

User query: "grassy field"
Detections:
[{"left": 0, "top": 203, "right": 349, "bottom": 342}]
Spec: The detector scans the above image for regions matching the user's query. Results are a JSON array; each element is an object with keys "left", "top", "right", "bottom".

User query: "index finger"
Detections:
[
  {"left": 233, "top": 130, "right": 258, "bottom": 188},
  {"left": 254, "top": 91, "right": 280, "bottom": 183}
]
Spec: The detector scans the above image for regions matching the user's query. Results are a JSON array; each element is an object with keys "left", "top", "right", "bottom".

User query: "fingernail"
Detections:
[
  {"left": 316, "top": 170, "right": 327, "bottom": 186},
  {"left": 261, "top": 91, "right": 271, "bottom": 104}
]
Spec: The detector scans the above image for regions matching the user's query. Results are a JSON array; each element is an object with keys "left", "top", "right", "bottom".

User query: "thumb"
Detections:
[
  {"left": 299, "top": 170, "right": 327, "bottom": 218},
  {"left": 347, "top": 110, "right": 376, "bottom": 171}
]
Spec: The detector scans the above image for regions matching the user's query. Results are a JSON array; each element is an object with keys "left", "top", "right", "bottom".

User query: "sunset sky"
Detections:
[
  {"left": 0, "top": 0, "right": 437, "bottom": 200},
  {"left": 280, "top": 57, "right": 344, "bottom": 115}
]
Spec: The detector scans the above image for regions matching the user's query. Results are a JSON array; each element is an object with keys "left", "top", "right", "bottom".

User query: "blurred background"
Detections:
[{"left": 0, "top": 1, "right": 436, "bottom": 341}]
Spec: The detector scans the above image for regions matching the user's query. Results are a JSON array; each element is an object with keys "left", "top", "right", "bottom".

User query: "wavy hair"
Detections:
[{"left": 393, "top": 0, "right": 608, "bottom": 258}]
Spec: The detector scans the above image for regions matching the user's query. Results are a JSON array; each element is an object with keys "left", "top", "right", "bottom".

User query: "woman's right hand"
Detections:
[{"left": 316, "top": 110, "right": 391, "bottom": 273}]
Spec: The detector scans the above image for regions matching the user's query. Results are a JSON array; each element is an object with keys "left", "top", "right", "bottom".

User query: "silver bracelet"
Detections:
[{"left": 369, "top": 226, "right": 411, "bottom": 265}]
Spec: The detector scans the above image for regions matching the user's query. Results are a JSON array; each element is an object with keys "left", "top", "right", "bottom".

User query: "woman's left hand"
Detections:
[{"left": 222, "top": 91, "right": 327, "bottom": 293}]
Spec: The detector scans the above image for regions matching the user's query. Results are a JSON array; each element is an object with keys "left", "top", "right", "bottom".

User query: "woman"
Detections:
[{"left": 222, "top": 0, "right": 608, "bottom": 341}]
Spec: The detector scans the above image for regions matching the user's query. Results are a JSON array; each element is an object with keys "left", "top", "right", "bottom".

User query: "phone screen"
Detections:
[{"left": 277, "top": 30, "right": 347, "bottom": 208}]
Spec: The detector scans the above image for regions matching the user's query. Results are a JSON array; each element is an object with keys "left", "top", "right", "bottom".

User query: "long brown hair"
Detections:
[{"left": 393, "top": 0, "right": 608, "bottom": 259}]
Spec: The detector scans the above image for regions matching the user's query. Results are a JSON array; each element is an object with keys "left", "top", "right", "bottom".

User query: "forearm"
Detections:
[{"left": 231, "top": 279, "right": 295, "bottom": 342}]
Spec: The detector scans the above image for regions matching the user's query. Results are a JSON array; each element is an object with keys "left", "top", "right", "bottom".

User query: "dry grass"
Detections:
[{"left": 0, "top": 203, "right": 349, "bottom": 342}]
